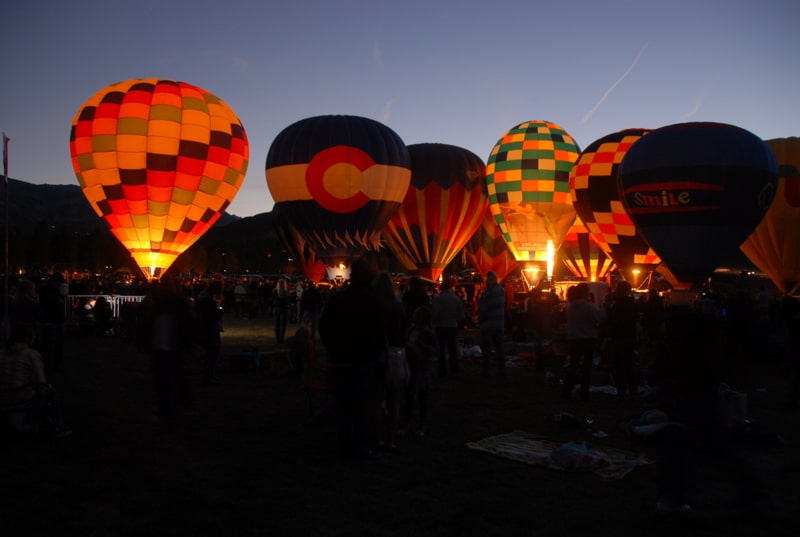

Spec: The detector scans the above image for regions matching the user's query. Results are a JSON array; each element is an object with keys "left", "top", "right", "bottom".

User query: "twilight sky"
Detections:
[{"left": 2, "top": 0, "right": 797, "bottom": 218}]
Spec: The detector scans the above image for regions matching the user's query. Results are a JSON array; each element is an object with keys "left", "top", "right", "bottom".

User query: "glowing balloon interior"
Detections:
[
  {"left": 485, "top": 120, "right": 581, "bottom": 282},
  {"left": 558, "top": 216, "right": 615, "bottom": 282},
  {"left": 382, "top": 143, "right": 489, "bottom": 281},
  {"left": 70, "top": 78, "right": 249, "bottom": 280},
  {"left": 464, "top": 209, "right": 519, "bottom": 282}
]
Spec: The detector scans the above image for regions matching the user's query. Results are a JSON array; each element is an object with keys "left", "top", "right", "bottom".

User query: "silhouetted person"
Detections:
[
  {"left": 140, "top": 278, "right": 196, "bottom": 423},
  {"left": 272, "top": 278, "right": 290, "bottom": 344},
  {"left": 194, "top": 280, "right": 224, "bottom": 385},
  {"left": 431, "top": 277, "right": 465, "bottom": 378},
  {"left": 608, "top": 281, "right": 639, "bottom": 401},
  {"left": 38, "top": 272, "right": 68, "bottom": 372},
  {"left": 562, "top": 283, "right": 605, "bottom": 400},
  {"left": 319, "top": 260, "right": 386, "bottom": 460},
  {"left": 478, "top": 271, "right": 506, "bottom": 378}
]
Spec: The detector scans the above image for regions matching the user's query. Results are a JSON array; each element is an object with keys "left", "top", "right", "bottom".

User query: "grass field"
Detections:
[{"left": 2, "top": 314, "right": 798, "bottom": 537}]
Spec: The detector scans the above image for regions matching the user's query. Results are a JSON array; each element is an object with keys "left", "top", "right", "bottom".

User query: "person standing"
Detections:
[
  {"left": 233, "top": 280, "right": 248, "bottom": 319},
  {"left": 37, "top": 272, "right": 68, "bottom": 372},
  {"left": 194, "top": 280, "right": 224, "bottom": 385},
  {"left": 562, "top": 283, "right": 606, "bottom": 400},
  {"left": 299, "top": 281, "right": 324, "bottom": 340},
  {"left": 478, "top": 271, "right": 506, "bottom": 378},
  {"left": 402, "top": 276, "right": 430, "bottom": 327},
  {"left": 403, "top": 305, "right": 437, "bottom": 436},
  {"left": 431, "top": 277, "right": 465, "bottom": 378},
  {"left": 319, "top": 260, "right": 386, "bottom": 460},
  {"left": 373, "top": 271, "right": 407, "bottom": 451},
  {"left": 272, "top": 278, "right": 290, "bottom": 344},
  {"left": 607, "top": 281, "right": 639, "bottom": 401},
  {"left": 142, "top": 277, "right": 196, "bottom": 423}
]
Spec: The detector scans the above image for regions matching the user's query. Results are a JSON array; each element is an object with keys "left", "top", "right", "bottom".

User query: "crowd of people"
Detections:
[{"left": 2, "top": 265, "right": 798, "bottom": 515}]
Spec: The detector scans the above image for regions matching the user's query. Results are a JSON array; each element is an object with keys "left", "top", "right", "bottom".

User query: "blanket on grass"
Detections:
[{"left": 466, "top": 430, "right": 654, "bottom": 480}]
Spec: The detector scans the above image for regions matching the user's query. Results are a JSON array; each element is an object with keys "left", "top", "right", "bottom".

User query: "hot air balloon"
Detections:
[
  {"left": 558, "top": 216, "right": 615, "bottom": 282},
  {"left": 464, "top": 209, "right": 518, "bottom": 282},
  {"left": 740, "top": 137, "right": 800, "bottom": 294},
  {"left": 485, "top": 120, "right": 581, "bottom": 288},
  {"left": 617, "top": 122, "right": 778, "bottom": 290},
  {"left": 569, "top": 129, "right": 661, "bottom": 284},
  {"left": 69, "top": 79, "right": 249, "bottom": 280},
  {"left": 382, "top": 143, "right": 489, "bottom": 281},
  {"left": 272, "top": 205, "right": 329, "bottom": 283},
  {"left": 265, "top": 115, "right": 411, "bottom": 267}
]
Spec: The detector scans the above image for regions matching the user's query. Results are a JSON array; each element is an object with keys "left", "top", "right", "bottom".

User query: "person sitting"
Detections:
[
  {"left": 0, "top": 323, "right": 71, "bottom": 437},
  {"left": 92, "top": 296, "right": 115, "bottom": 336}
]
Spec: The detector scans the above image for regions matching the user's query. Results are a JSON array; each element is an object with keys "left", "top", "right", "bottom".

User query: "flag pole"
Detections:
[{"left": 2, "top": 132, "right": 9, "bottom": 340}]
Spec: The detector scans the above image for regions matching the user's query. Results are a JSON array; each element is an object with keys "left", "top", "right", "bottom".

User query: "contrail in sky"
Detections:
[
  {"left": 682, "top": 85, "right": 709, "bottom": 118},
  {"left": 380, "top": 99, "right": 394, "bottom": 123},
  {"left": 581, "top": 43, "right": 649, "bottom": 124}
]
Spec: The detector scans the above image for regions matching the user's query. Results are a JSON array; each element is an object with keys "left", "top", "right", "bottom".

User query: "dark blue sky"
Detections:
[{"left": 3, "top": 0, "right": 797, "bottom": 217}]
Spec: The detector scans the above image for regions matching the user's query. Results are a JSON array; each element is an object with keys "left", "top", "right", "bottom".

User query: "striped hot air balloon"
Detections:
[
  {"left": 558, "top": 216, "right": 615, "bottom": 282},
  {"left": 382, "top": 143, "right": 489, "bottom": 281},
  {"left": 70, "top": 78, "right": 249, "bottom": 280}
]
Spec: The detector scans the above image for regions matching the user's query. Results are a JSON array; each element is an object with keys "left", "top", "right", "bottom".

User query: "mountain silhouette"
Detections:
[{"left": 1, "top": 177, "right": 281, "bottom": 275}]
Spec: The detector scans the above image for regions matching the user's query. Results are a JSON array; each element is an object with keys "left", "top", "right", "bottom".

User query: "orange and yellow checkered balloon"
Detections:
[
  {"left": 486, "top": 120, "right": 580, "bottom": 262},
  {"left": 70, "top": 79, "right": 249, "bottom": 279}
]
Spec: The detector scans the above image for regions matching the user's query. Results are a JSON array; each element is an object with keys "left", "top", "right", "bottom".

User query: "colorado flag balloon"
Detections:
[
  {"left": 69, "top": 78, "right": 249, "bottom": 280},
  {"left": 266, "top": 115, "right": 411, "bottom": 266}
]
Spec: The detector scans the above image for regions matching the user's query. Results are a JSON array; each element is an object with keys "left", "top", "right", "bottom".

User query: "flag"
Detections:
[{"left": 2, "top": 132, "right": 8, "bottom": 183}]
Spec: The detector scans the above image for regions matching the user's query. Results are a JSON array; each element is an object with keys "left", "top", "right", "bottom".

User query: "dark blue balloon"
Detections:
[{"left": 617, "top": 122, "right": 778, "bottom": 287}]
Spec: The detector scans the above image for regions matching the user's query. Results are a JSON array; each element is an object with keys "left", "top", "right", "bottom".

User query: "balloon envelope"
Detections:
[
  {"left": 618, "top": 122, "right": 778, "bottom": 289},
  {"left": 740, "top": 137, "right": 800, "bottom": 294},
  {"left": 382, "top": 143, "right": 489, "bottom": 281},
  {"left": 265, "top": 115, "right": 411, "bottom": 266},
  {"left": 558, "top": 216, "right": 615, "bottom": 282},
  {"left": 485, "top": 120, "right": 581, "bottom": 265},
  {"left": 569, "top": 129, "right": 661, "bottom": 278},
  {"left": 272, "top": 205, "right": 329, "bottom": 283},
  {"left": 464, "top": 206, "right": 519, "bottom": 282},
  {"left": 69, "top": 78, "right": 249, "bottom": 280}
]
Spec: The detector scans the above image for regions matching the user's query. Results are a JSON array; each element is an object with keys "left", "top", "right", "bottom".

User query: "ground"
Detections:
[{"left": 1, "top": 314, "right": 798, "bottom": 537}]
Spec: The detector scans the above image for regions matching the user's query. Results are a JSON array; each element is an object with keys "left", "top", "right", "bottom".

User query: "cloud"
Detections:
[
  {"left": 379, "top": 99, "right": 394, "bottom": 123},
  {"left": 581, "top": 43, "right": 649, "bottom": 124},
  {"left": 232, "top": 57, "right": 249, "bottom": 71},
  {"left": 682, "top": 85, "right": 709, "bottom": 119},
  {"left": 373, "top": 40, "right": 383, "bottom": 68}
]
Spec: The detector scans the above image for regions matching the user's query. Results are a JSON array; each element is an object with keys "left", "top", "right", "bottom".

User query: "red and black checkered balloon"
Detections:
[
  {"left": 70, "top": 78, "right": 249, "bottom": 280},
  {"left": 569, "top": 129, "right": 660, "bottom": 281}
]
